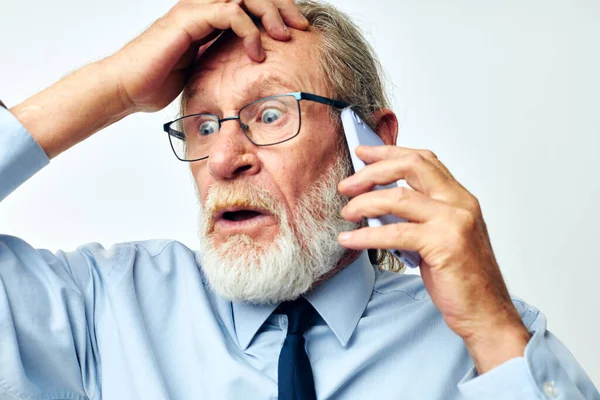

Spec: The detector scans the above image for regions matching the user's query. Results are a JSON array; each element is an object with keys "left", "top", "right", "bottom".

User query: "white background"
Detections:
[{"left": 1, "top": 0, "right": 599, "bottom": 389}]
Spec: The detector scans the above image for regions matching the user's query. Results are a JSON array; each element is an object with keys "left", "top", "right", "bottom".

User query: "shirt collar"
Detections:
[{"left": 232, "top": 250, "right": 375, "bottom": 350}]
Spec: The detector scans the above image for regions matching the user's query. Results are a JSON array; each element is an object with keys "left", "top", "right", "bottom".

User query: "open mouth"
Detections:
[
  {"left": 221, "top": 210, "right": 263, "bottom": 222},
  {"left": 214, "top": 207, "right": 272, "bottom": 224},
  {"left": 210, "top": 205, "right": 277, "bottom": 235}
]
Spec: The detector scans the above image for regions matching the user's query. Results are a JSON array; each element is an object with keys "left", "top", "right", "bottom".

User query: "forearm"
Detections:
[
  {"left": 9, "top": 57, "right": 134, "bottom": 159},
  {"left": 464, "top": 321, "right": 530, "bottom": 374},
  {"left": 458, "top": 302, "right": 599, "bottom": 399}
]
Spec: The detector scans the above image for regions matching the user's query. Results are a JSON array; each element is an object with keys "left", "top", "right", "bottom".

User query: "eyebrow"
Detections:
[{"left": 183, "top": 75, "right": 299, "bottom": 113}]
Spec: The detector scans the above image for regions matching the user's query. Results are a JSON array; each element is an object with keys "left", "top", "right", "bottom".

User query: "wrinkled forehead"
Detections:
[{"left": 182, "top": 28, "right": 325, "bottom": 113}]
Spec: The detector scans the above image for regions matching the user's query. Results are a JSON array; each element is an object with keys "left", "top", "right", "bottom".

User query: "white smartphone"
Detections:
[{"left": 340, "top": 108, "right": 421, "bottom": 269}]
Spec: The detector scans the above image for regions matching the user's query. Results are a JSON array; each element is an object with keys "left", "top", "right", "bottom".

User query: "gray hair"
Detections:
[
  {"left": 182, "top": 1, "right": 404, "bottom": 273},
  {"left": 297, "top": 0, "right": 403, "bottom": 273},
  {"left": 296, "top": 1, "right": 390, "bottom": 126}
]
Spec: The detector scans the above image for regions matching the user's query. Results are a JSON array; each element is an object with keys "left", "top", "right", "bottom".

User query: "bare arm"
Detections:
[
  {"left": 10, "top": 60, "right": 130, "bottom": 159},
  {"left": 9, "top": 0, "right": 308, "bottom": 160}
]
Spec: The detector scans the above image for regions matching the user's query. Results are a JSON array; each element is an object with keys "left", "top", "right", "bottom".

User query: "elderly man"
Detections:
[{"left": 0, "top": 0, "right": 597, "bottom": 399}]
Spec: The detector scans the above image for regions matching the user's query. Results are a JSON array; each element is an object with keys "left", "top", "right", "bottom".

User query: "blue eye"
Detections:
[
  {"left": 261, "top": 108, "right": 283, "bottom": 124},
  {"left": 199, "top": 120, "right": 219, "bottom": 136}
]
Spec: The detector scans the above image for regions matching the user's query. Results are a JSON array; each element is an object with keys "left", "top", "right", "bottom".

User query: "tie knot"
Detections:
[{"left": 279, "top": 297, "right": 316, "bottom": 335}]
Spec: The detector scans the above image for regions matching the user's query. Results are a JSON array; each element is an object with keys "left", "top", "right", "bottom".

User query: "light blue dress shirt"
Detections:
[{"left": 0, "top": 107, "right": 598, "bottom": 400}]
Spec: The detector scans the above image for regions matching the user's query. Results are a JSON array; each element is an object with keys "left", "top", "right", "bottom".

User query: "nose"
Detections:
[{"left": 207, "top": 118, "right": 261, "bottom": 180}]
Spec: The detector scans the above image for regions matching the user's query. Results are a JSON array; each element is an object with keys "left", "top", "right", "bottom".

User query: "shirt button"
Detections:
[{"left": 543, "top": 381, "right": 558, "bottom": 398}]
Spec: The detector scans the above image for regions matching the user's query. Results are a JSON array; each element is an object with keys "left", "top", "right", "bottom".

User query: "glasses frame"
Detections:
[{"left": 163, "top": 91, "right": 349, "bottom": 162}]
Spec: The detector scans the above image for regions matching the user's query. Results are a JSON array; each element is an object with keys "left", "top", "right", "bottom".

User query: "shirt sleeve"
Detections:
[
  {"left": 457, "top": 300, "right": 600, "bottom": 400},
  {"left": 0, "top": 108, "right": 98, "bottom": 399},
  {"left": 0, "top": 107, "right": 50, "bottom": 201}
]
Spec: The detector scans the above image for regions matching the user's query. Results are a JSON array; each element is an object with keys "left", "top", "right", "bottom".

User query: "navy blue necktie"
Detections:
[{"left": 277, "top": 297, "right": 317, "bottom": 400}]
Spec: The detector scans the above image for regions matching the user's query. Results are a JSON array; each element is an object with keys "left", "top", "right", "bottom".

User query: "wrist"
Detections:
[
  {"left": 96, "top": 56, "right": 137, "bottom": 117},
  {"left": 10, "top": 60, "right": 134, "bottom": 159},
  {"left": 463, "top": 322, "right": 530, "bottom": 375}
]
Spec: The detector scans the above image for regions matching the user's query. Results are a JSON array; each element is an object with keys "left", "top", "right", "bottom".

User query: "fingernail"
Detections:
[{"left": 339, "top": 232, "right": 351, "bottom": 242}]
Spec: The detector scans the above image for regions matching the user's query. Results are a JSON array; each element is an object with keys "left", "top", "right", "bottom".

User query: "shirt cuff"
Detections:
[
  {"left": 458, "top": 356, "right": 541, "bottom": 399},
  {"left": 458, "top": 328, "right": 586, "bottom": 400},
  {"left": 0, "top": 107, "right": 50, "bottom": 201}
]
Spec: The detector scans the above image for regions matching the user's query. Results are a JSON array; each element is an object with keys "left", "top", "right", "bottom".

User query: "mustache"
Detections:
[{"left": 202, "top": 181, "right": 282, "bottom": 230}]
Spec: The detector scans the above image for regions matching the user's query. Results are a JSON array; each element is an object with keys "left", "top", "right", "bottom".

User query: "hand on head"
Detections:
[{"left": 111, "top": 0, "right": 310, "bottom": 113}]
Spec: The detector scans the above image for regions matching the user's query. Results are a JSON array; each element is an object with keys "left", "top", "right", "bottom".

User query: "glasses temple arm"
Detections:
[{"left": 299, "top": 92, "right": 349, "bottom": 109}]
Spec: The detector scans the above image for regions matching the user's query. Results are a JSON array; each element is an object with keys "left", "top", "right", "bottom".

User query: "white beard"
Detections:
[{"left": 196, "top": 152, "right": 357, "bottom": 305}]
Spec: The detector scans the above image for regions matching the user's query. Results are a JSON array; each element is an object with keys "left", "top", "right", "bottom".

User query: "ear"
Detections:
[{"left": 372, "top": 108, "right": 398, "bottom": 146}]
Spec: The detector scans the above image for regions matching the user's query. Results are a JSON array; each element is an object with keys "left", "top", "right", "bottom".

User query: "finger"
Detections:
[
  {"left": 338, "top": 223, "right": 424, "bottom": 252},
  {"left": 173, "top": 42, "right": 201, "bottom": 72},
  {"left": 356, "top": 145, "right": 437, "bottom": 163},
  {"left": 244, "top": 0, "right": 291, "bottom": 40},
  {"left": 272, "top": 0, "right": 310, "bottom": 30},
  {"left": 339, "top": 151, "right": 453, "bottom": 198},
  {"left": 342, "top": 186, "right": 449, "bottom": 224},
  {"left": 357, "top": 145, "right": 455, "bottom": 180},
  {"left": 195, "top": 28, "right": 224, "bottom": 54},
  {"left": 172, "top": 3, "right": 265, "bottom": 62},
  {"left": 194, "top": 29, "right": 237, "bottom": 64},
  {"left": 356, "top": 145, "right": 438, "bottom": 163},
  {"left": 209, "top": 3, "right": 265, "bottom": 61}
]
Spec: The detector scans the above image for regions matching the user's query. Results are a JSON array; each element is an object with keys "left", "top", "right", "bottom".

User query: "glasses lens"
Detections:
[
  {"left": 167, "top": 114, "right": 219, "bottom": 160},
  {"left": 239, "top": 95, "right": 300, "bottom": 145}
]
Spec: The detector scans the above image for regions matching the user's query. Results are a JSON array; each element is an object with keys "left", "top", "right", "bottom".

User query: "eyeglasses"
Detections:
[{"left": 163, "top": 92, "right": 349, "bottom": 162}]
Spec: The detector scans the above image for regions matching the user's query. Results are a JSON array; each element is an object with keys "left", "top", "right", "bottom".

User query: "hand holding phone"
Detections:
[{"left": 340, "top": 108, "right": 421, "bottom": 269}]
